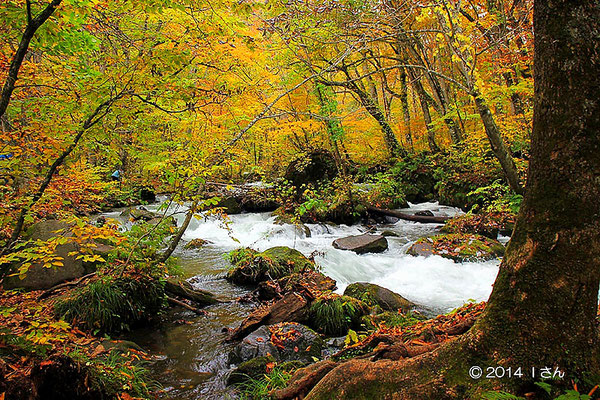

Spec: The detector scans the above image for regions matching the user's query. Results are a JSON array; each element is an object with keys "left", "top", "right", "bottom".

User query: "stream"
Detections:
[{"left": 106, "top": 200, "right": 502, "bottom": 399}]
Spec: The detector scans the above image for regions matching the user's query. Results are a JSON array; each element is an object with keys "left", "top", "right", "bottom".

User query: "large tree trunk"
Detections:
[
  {"left": 302, "top": 0, "right": 600, "bottom": 398},
  {"left": 473, "top": 0, "right": 600, "bottom": 374}
]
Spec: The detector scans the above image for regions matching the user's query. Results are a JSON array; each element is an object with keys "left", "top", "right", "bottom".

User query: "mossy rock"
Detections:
[
  {"left": 226, "top": 246, "right": 315, "bottom": 285},
  {"left": 227, "top": 355, "right": 276, "bottom": 386},
  {"left": 308, "top": 294, "right": 369, "bottom": 336},
  {"left": 184, "top": 238, "right": 211, "bottom": 250},
  {"left": 407, "top": 233, "right": 505, "bottom": 262},
  {"left": 343, "top": 282, "right": 415, "bottom": 312},
  {"left": 120, "top": 207, "right": 156, "bottom": 221},
  {"left": 441, "top": 211, "right": 516, "bottom": 239}
]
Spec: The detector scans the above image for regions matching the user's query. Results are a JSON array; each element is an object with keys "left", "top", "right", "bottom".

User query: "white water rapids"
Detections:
[{"left": 141, "top": 200, "right": 502, "bottom": 314}]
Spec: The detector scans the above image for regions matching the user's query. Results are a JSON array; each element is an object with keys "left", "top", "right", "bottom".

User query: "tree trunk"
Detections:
[
  {"left": 301, "top": 0, "right": 600, "bottom": 398},
  {"left": 473, "top": 91, "right": 524, "bottom": 195},
  {"left": 408, "top": 72, "right": 439, "bottom": 152},
  {"left": 474, "top": 0, "right": 600, "bottom": 375},
  {"left": 399, "top": 68, "right": 413, "bottom": 150}
]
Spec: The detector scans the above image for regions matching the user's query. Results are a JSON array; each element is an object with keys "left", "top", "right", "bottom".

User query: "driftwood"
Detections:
[
  {"left": 367, "top": 206, "right": 450, "bottom": 223},
  {"left": 166, "top": 296, "right": 206, "bottom": 315}
]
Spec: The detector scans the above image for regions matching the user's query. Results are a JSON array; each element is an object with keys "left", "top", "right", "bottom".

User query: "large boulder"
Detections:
[
  {"left": 344, "top": 282, "right": 415, "bottom": 312},
  {"left": 4, "top": 220, "right": 94, "bottom": 290},
  {"left": 284, "top": 150, "right": 338, "bottom": 190},
  {"left": 407, "top": 233, "right": 505, "bottom": 262},
  {"left": 332, "top": 234, "right": 388, "bottom": 254},
  {"left": 215, "top": 196, "right": 242, "bottom": 214},
  {"left": 229, "top": 322, "right": 323, "bottom": 364},
  {"left": 227, "top": 246, "right": 315, "bottom": 285}
]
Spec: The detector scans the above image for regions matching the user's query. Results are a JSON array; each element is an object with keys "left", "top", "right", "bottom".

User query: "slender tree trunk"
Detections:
[
  {"left": 408, "top": 70, "right": 440, "bottom": 152},
  {"left": 0, "top": 0, "right": 63, "bottom": 120},
  {"left": 399, "top": 68, "right": 413, "bottom": 150},
  {"left": 473, "top": 91, "right": 524, "bottom": 194}
]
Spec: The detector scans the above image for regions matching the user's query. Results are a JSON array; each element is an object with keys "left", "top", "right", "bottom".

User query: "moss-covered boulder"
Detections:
[
  {"left": 183, "top": 238, "right": 211, "bottom": 250},
  {"left": 226, "top": 355, "right": 276, "bottom": 386},
  {"left": 344, "top": 282, "right": 415, "bottom": 312},
  {"left": 308, "top": 294, "right": 369, "bottom": 336},
  {"left": 230, "top": 322, "right": 323, "bottom": 364},
  {"left": 441, "top": 211, "right": 516, "bottom": 239},
  {"left": 407, "top": 233, "right": 505, "bottom": 262},
  {"left": 215, "top": 196, "right": 242, "bottom": 214},
  {"left": 226, "top": 246, "right": 315, "bottom": 285}
]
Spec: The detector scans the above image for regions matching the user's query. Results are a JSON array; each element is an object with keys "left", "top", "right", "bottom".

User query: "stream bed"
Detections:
[{"left": 110, "top": 200, "right": 502, "bottom": 399}]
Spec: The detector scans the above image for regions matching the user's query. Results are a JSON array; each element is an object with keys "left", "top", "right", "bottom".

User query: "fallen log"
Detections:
[
  {"left": 37, "top": 272, "right": 97, "bottom": 300},
  {"left": 167, "top": 296, "right": 207, "bottom": 315},
  {"left": 367, "top": 206, "right": 450, "bottom": 224},
  {"left": 164, "top": 278, "right": 220, "bottom": 306}
]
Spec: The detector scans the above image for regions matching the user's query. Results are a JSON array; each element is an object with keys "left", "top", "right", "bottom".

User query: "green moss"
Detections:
[
  {"left": 408, "top": 233, "right": 505, "bottom": 262},
  {"left": 308, "top": 294, "right": 369, "bottom": 336},
  {"left": 226, "top": 246, "right": 315, "bottom": 285}
]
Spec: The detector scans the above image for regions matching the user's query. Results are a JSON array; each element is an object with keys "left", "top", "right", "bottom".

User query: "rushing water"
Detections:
[{"left": 112, "top": 199, "right": 501, "bottom": 399}]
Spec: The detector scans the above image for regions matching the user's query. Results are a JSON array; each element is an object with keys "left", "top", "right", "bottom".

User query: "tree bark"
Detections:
[
  {"left": 473, "top": 91, "right": 524, "bottom": 195},
  {"left": 0, "top": 0, "right": 63, "bottom": 120}
]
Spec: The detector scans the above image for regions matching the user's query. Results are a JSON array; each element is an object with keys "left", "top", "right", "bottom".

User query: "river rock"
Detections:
[
  {"left": 332, "top": 234, "right": 388, "bottom": 254},
  {"left": 344, "top": 282, "right": 415, "bottom": 312},
  {"left": 230, "top": 322, "right": 323, "bottom": 364},
  {"left": 216, "top": 196, "right": 242, "bottom": 214},
  {"left": 256, "top": 271, "right": 337, "bottom": 301},
  {"left": 227, "top": 246, "right": 315, "bottom": 285},
  {"left": 415, "top": 210, "right": 435, "bottom": 217},
  {"left": 229, "top": 292, "right": 310, "bottom": 341},
  {"left": 3, "top": 220, "right": 102, "bottom": 291},
  {"left": 121, "top": 206, "right": 156, "bottom": 221},
  {"left": 184, "top": 238, "right": 211, "bottom": 249},
  {"left": 407, "top": 233, "right": 505, "bottom": 262}
]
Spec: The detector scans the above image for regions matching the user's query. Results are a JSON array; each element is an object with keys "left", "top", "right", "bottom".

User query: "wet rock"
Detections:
[
  {"left": 147, "top": 216, "right": 177, "bottom": 227},
  {"left": 407, "top": 233, "right": 505, "bottom": 262},
  {"left": 227, "top": 355, "right": 276, "bottom": 385},
  {"left": 379, "top": 230, "right": 399, "bottom": 237},
  {"left": 415, "top": 210, "right": 434, "bottom": 217},
  {"left": 184, "top": 238, "right": 211, "bottom": 250},
  {"left": 120, "top": 206, "right": 156, "bottom": 221},
  {"left": 332, "top": 234, "right": 388, "bottom": 254},
  {"left": 229, "top": 292, "right": 310, "bottom": 341},
  {"left": 344, "top": 282, "right": 415, "bottom": 312},
  {"left": 216, "top": 196, "right": 242, "bottom": 214},
  {"left": 256, "top": 271, "right": 336, "bottom": 301},
  {"left": 230, "top": 323, "right": 323, "bottom": 364},
  {"left": 227, "top": 246, "right": 315, "bottom": 285}
]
